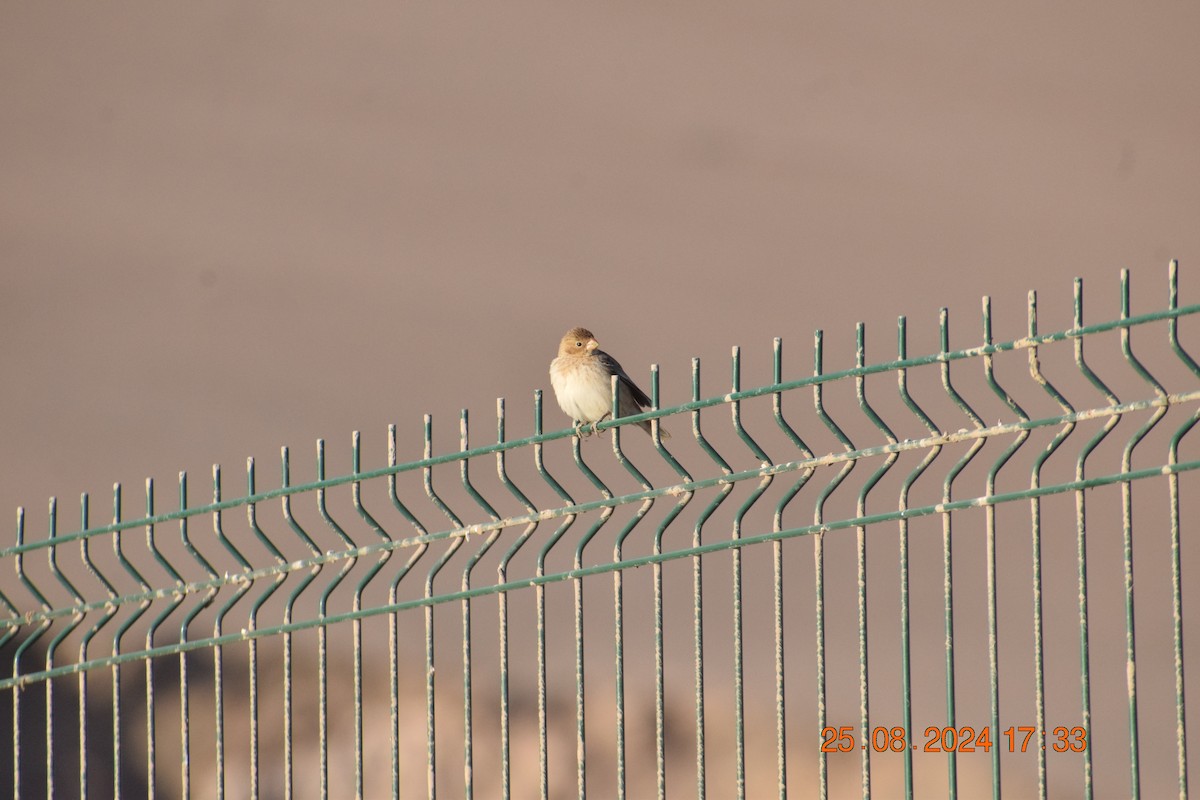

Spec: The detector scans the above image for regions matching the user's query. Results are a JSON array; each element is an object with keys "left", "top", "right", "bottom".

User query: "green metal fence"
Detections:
[{"left": 3, "top": 264, "right": 1197, "bottom": 799}]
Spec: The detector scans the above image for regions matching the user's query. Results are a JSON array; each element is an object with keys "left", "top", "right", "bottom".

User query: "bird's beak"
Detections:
[{"left": 586, "top": 339, "right": 599, "bottom": 351}]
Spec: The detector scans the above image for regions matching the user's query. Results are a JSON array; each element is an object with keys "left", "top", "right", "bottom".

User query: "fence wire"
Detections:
[{"left": 2, "top": 264, "right": 1197, "bottom": 799}]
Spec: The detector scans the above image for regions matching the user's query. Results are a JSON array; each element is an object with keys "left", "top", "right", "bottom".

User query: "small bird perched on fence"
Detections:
[{"left": 550, "top": 327, "right": 669, "bottom": 439}]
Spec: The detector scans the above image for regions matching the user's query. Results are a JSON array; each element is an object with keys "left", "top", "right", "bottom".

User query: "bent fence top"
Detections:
[{"left": 2, "top": 264, "right": 1197, "bottom": 799}]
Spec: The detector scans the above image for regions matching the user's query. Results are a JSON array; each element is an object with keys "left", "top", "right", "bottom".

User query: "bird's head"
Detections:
[{"left": 559, "top": 327, "right": 599, "bottom": 356}]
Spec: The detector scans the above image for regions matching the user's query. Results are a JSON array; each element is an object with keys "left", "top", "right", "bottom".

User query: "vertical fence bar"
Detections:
[
  {"left": 811, "top": 335, "right": 828, "bottom": 800},
  {"left": 247, "top": 464, "right": 262, "bottom": 800},
  {"left": 179, "top": 548, "right": 189, "bottom": 800},
  {"left": 423, "top": 415, "right": 468, "bottom": 800},
  {"left": 531, "top": 390, "right": 577, "bottom": 800},
  {"left": 142, "top": 481, "right": 162, "bottom": 799},
  {"left": 730, "top": 351, "right": 748, "bottom": 800},
  {"left": 940, "top": 311, "right": 958, "bottom": 799},
  {"left": 220, "top": 470, "right": 249, "bottom": 795},
  {"left": 44, "top": 499, "right": 58, "bottom": 800},
  {"left": 1028, "top": 296, "right": 1050, "bottom": 800},
  {"left": 178, "top": 475, "right": 192, "bottom": 799},
  {"left": 729, "top": 345, "right": 775, "bottom": 800},
  {"left": 1122, "top": 271, "right": 1145, "bottom": 800},
  {"left": 350, "top": 431, "right": 395, "bottom": 800},
  {"left": 649, "top": 364, "right": 693, "bottom": 800},
  {"left": 1167, "top": 260, "right": 1194, "bottom": 800},
  {"left": 896, "top": 317, "right": 942, "bottom": 800},
  {"left": 47, "top": 496, "right": 88, "bottom": 800},
  {"left": 390, "top": 427, "right": 406, "bottom": 800},
  {"left": 281, "top": 459, "right": 294, "bottom": 800},
  {"left": 212, "top": 465, "right": 254, "bottom": 800},
  {"left": 145, "top": 475, "right": 196, "bottom": 798},
  {"left": 983, "top": 300, "right": 1004, "bottom": 800},
  {"left": 354, "top": 437, "right": 370, "bottom": 800},
  {"left": 12, "top": 504, "right": 52, "bottom": 799},
  {"left": 214, "top": 472, "right": 227, "bottom": 800},
  {"left": 1117, "top": 269, "right": 1168, "bottom": 799},
  {"left": 279, "top": 447, "right": 323, "bottom": 800},
  {"left": 571, "top": 430, "right": 615, "bottom": 800},
  {"left": 812, "top": 329, "right": 858, "bottom": 800},
  {"left": 772, "top": 337, "right": 816, "bottom": 800},
  {"left": 494, "top": 398, "right": 540, "bottom": 800},
  {"left": 177, "top": 469, "right": 219, "bottom": 800},
  {"left": 459, "top": 409, "right": 505, "bottom": 800},
  {"left": 111, "top": 482, "right": 152, "bottom": 800},
  {"left": 316, "top": 441, "right": 360, "bottom": 800},
  {"left": 856, "top": 326, "right": 873, "bottom": 800},
  {"left": 655, "top": 488, "right": 669, "bottom": 800},
  {"left": 653, "top": 371, "right": 668, "bottom": 800},
  {"left": 981, "top": 296, "right": 1031, "bottom": 800},
  {"left": 855, "top": 323, "right": 901, "bottom": 799},
  {"left": 612, "top": 400, "right": 628, "bottom": 800},
  {"left": 112, "top": 487, "right": 123, "bottom": 800},
  {"left": 693, "top": 357, "right": 708, "bottom": 800},
  {"left": 1072, "top": 275, "right": 1121, "bottom": 800},
  {"left": 1168, "top": 416, "right": 1195, "bottom": 800},
  {"left": 9, "top": 510, "right": 17, "bottom": 800},
  {"left": 461, "top": 413, "right": 479, "bottom": 800},
  {"left": 496, "top": 463, "right": 518, "bottom": 800},
  {"left": 315, "top": 449, "right": 331, "bottom": 800},
  {"left": 938, "top": 307, "right": 986, "bottom": 800},
  {"left": 12, "top": 506, "right": 47, "bottom": 800},
  {"left": 609, "top": 374, "right": 657, "bottom": 800},
  {"left": 690, "top": 355, "right": 735, "bottom": 800},
  {"left": 245, "top": 457, "right": 288, "bottom": 800},
  {"left": 773, "top": 471, "right": 789, "bottom": 800},
  {"left": 1026, "top": 290, "right": 1076, "bottom": 800},
  {"left": 79, "top": 491, "right": 120, "bottom": 800},
  {"left": 387, "top": 423, "right": 431, "bottom": 800}
]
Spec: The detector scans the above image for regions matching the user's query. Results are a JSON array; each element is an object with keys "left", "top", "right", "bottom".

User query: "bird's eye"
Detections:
[{"left": 575, "top": 341, "right": 582, "bottom": 347}]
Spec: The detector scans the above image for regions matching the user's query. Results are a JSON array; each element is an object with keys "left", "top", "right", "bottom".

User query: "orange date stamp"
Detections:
[{"left": 820, "top": 725, "right": 1088, "bottom": 754}]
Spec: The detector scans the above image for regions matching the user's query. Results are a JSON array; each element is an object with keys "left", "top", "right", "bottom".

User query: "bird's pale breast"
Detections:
[{"left": 550, "top": 355, "right": 613, "bottom": 423}]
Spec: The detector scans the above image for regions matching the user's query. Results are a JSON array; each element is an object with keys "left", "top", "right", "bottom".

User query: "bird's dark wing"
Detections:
[{"left": 594, "top": 350, "right": 653, "bottom": 408}]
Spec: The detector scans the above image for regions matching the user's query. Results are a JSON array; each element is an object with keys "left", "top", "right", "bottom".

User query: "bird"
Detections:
[{"left": 549, "top": 327, "right": 669, "bottom": 439}]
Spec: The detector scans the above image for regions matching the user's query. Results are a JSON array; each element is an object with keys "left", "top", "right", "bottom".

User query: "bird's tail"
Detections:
[{"left": 637, "top": 419, "right": 671, "bottom": 439}]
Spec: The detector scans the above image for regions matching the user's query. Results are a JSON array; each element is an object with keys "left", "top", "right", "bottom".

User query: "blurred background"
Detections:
[{"left": 2, "top": 2, "right": 1199, "bottom": 798}]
